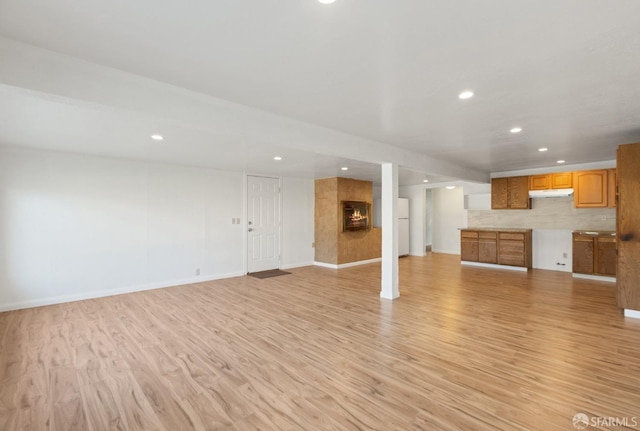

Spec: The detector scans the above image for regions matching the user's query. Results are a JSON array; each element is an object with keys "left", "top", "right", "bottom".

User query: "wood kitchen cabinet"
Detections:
[
  {"left": 572, "top": 232, "right": 616, "bottom": 277},
  {"left": 461, "top": 231, "right": 479, "bottom": 262},
  {"left": 617, "top": 143, "right": 640, "bottom": 311},
  {"left": 573, "top": 169, "right": 609, "bottom": 208},
  {"left": 608, "top": 168, "right": 617, "bottom": 208},
  {"left": 573, "top": 234, "right": 594, "bottom": 274},
  {"left": 597, "top": 236, "right": 617, "bottom": 276},
  {"left": 498, "top": 231, "right": 532, "bottom": 267},
  {"left": 478, "top": 231, "right": 498, "bottom": 264},
  {"left": 529, "top": 172, "right": 573, "bottom": 190},
  {"left": 460, "top": 229, "right": 531, "bottom": 268},
  {"left": 491, "top": 176, "right": 530, "bottom": 209}
]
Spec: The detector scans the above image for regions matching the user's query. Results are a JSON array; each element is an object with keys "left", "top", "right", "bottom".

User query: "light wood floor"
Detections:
[{"left": 1, "top": 254, "right": 639, "bottom": 430}]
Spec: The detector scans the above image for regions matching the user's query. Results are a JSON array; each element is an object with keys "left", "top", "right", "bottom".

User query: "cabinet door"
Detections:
[
  {"left": 498, "top": 232, "right": 526, "bottom": 266},
  {"left": 491, "top": 178, "right": 509, "bottom": 209},
  {"left": 551, "top": 172, "right": 573, "bottom": 189},
  {"left": 608, "top": 168, "right": 617, "bottom": 208},
  {"left": 508, "top": 176, "right": 530, "bottom": 209},
  {"left": 460, "top": 231, "right": 479, "bottom": 261},
  {"left": 573, "top": 234, "right": 594, "bottom": 274},
  {"left": 573, "top": 170, "right": 608, "bottom": 208},
  {"left": 478, "top": 232, "right": 497, "bottom": 263},
  {"left": 529, "top": 174, "right": 550, "bottom": 190},
  {"left": 596, "top": 236, "right": 616, "bottom": 276}
]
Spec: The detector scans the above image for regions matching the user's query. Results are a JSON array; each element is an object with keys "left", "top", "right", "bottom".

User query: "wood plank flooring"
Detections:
[{"left": 1, "top": 253, "right": 639, "bottom": 430}]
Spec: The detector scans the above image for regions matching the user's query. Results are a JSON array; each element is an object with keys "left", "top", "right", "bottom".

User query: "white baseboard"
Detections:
[
  {"left": 280, "top": 261, "right": 314, "bottom": 270},
  {"left": 431, "top": 249, "right": 460, "bottom": 255},
  {"left": 0, "top": 271, "right": 244, "bottom": 312},
  {"left": 572, "top": 273, "right": 616, "bottom": 283},
  {"left": 314, "top": 257, "right": 382, "bottom": 269},
  {"left": 624, "top": 309, "right": 640, "bottom": 319},
  {"left": 461, "top": 261, "right": 528, "bottom": 272}
]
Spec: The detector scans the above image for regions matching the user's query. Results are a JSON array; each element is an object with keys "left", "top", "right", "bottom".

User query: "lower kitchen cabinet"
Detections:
[
  {"left": 460, "top": 229, "right": 532, "bottom": 268},
  {"left": 498, "top": 232, "right": 530, "bottom": 267},
  {"left": 572, "top": 232, "right": 616, "bottom": 277},
  {"left": 478, "top": 231, "right": 497, "bottom": 263},
  {"left": 461, "top": 231, "right": 479, "bottom": 261}
]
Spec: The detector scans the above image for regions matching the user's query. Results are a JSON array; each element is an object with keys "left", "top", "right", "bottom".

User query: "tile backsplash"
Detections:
[{"left": 467, "top": 196, "right": 615, "bottom": 230}]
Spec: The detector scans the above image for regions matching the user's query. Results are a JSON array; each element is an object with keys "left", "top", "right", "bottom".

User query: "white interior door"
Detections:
[{"left": 247, "top": 175, "right": 281, "bottom": 273}]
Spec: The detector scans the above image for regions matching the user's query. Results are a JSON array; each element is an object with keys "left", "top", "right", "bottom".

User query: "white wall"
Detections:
[
  {"left": 532, "top": 230, "right": 572, "bottom": 272},
  {"left": 281, "top": 177, "right": 314, "bottom": 269},
  {"left": 399, "top": 185, "right": 427, "bottom": 256},
  {"left": 0, "top": 148, "right": 314, "bottom": 310},
  {"left": 431, "top": 187, "right": 467, "bottom": 255},
  {"left": 425, "top": 190, "right": 432, "bottom": 247}
]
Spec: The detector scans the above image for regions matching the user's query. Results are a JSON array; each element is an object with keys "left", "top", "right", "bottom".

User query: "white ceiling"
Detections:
[{"left": 1, "top": 0, "right": 639, "bottom": 185}]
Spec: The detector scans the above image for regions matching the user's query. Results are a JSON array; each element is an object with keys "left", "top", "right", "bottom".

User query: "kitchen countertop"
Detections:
[
  {"left": 573, "top": 230, "right": 616, "bottom": 236},
  {"left": 461, "top": 227, "right": 532, "bottom": 232}
]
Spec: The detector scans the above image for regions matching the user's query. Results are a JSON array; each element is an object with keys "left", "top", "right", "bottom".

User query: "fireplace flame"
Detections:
[{"left": 350, "top": 209, "right": 368, "bottom": 222}]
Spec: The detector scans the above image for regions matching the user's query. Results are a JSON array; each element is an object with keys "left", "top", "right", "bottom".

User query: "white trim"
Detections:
[
  {"left": 572, "top": 273, "right": 616, "bottom": 283},
  {"left": 461, "top": 261, "right": 528, "bottom": 272},
  {"left": 431, "top": 249, "right": 460, "bottom": 255},
  {"left": 0, "top": 272, "right": 244, "bottom": 312},
  {"left": 314, "top": 261, "right": 339, "bottom": 269},
  {"left": 624, "top": 309, "right": 640, "bottom": 319},
  {"left": 314, "top": 258, "right": 382, "bottom": 269},
  {"left": 280, "top": 261, "right": 314, "bottom": 270}
]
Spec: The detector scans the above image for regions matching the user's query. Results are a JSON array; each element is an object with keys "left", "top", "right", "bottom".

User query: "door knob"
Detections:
[{"left": 248, "top": 228, "right": 253, "bottom": 232}]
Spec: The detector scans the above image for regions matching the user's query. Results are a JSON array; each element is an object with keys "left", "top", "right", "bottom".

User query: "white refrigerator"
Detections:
[{"left": 398, "top": 198, "right": 410, "bottom": 256}]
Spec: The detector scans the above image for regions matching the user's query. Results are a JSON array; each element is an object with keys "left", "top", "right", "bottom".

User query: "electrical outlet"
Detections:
[
  {"left": 562, "top": 252, "right": 568, "bottom": 259},
  {"left": 312, "top": 242, "right": 315, "bottom": 248},
  {"left": 195, "top": 268, "right": 200, "bottom": 276}
]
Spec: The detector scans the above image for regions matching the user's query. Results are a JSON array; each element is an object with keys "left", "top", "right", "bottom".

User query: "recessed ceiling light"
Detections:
[
  {"left": 557, "top": 160, "right": 565, "bottom": 164},
  {"left": 458, "top": 90, "right": 474, "bottom": 100},
  {"left": 538, "top": 147, "right": 548, "bottom": 152},
  {"left": 341, "top": 167, "right": 348, "bottom": 171},
  {"left": 318, "top": 0, "right": 335, "bottom": 3},
  {"left": 446, "top": 186, "right": 456, "bottom": 190},
  {"left": 150, "top": 134, "right": 163, "bottom": 141},
  {"left": 510, "top": 127, "right": 522, "bottom": 134},
  {"left": 423, "top": 179, "right": 429, "bottom": 183},
  {"left": 273, "top": 156, "right": 282, "bottom": 161}
]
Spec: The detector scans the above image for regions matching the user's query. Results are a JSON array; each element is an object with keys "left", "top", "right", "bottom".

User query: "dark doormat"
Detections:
[{"left": 248, "top": 269, "right": 291, "bottom": 279}]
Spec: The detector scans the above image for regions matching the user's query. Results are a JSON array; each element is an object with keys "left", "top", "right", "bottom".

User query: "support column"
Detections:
[{"left": 380, "top": 163, "right": 399, "bottom": 299}]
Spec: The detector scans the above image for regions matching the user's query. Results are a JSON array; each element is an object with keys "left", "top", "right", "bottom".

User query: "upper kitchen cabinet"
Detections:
[
  {"left": 491, "top": 176, "right": 530, "bottom": 209},
  {"left": 529, "top": 172, "right": 573, "bottom": 190},
  {"left": 608, "top": 168, "right": 617, "bottom": 208},
  {"left": 573, "top": 169, "right": 608, "bottom": 208}
]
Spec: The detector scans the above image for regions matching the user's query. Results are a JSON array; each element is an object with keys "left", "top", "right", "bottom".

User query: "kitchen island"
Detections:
[{"left": 460, "top": 228, "right": 532, "bottom": 270}]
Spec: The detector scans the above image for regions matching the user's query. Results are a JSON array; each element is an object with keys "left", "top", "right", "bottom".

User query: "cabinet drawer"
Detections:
[
  {"left": 498, "top": 240, "right": 526, "bottom": 266},
  {"left": 573, "top": 234, "right": 595, "bottom": 242},
  {"left": 597, "top": 236, "right": 616, "bottom": 244},
  {"left": 478, "top": 231, "right": 497, "bottom": 239},
  {"left": 499, "top": 232, "right": 525, "bottom": 241},
  {"left": 461, "top": 231, "right": 479, "bottom": 239}
]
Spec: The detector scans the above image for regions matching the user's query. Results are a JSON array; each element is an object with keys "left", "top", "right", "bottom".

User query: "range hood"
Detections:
[{"left": 529, "top": 188, "right": 574, "bottom": 198}]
